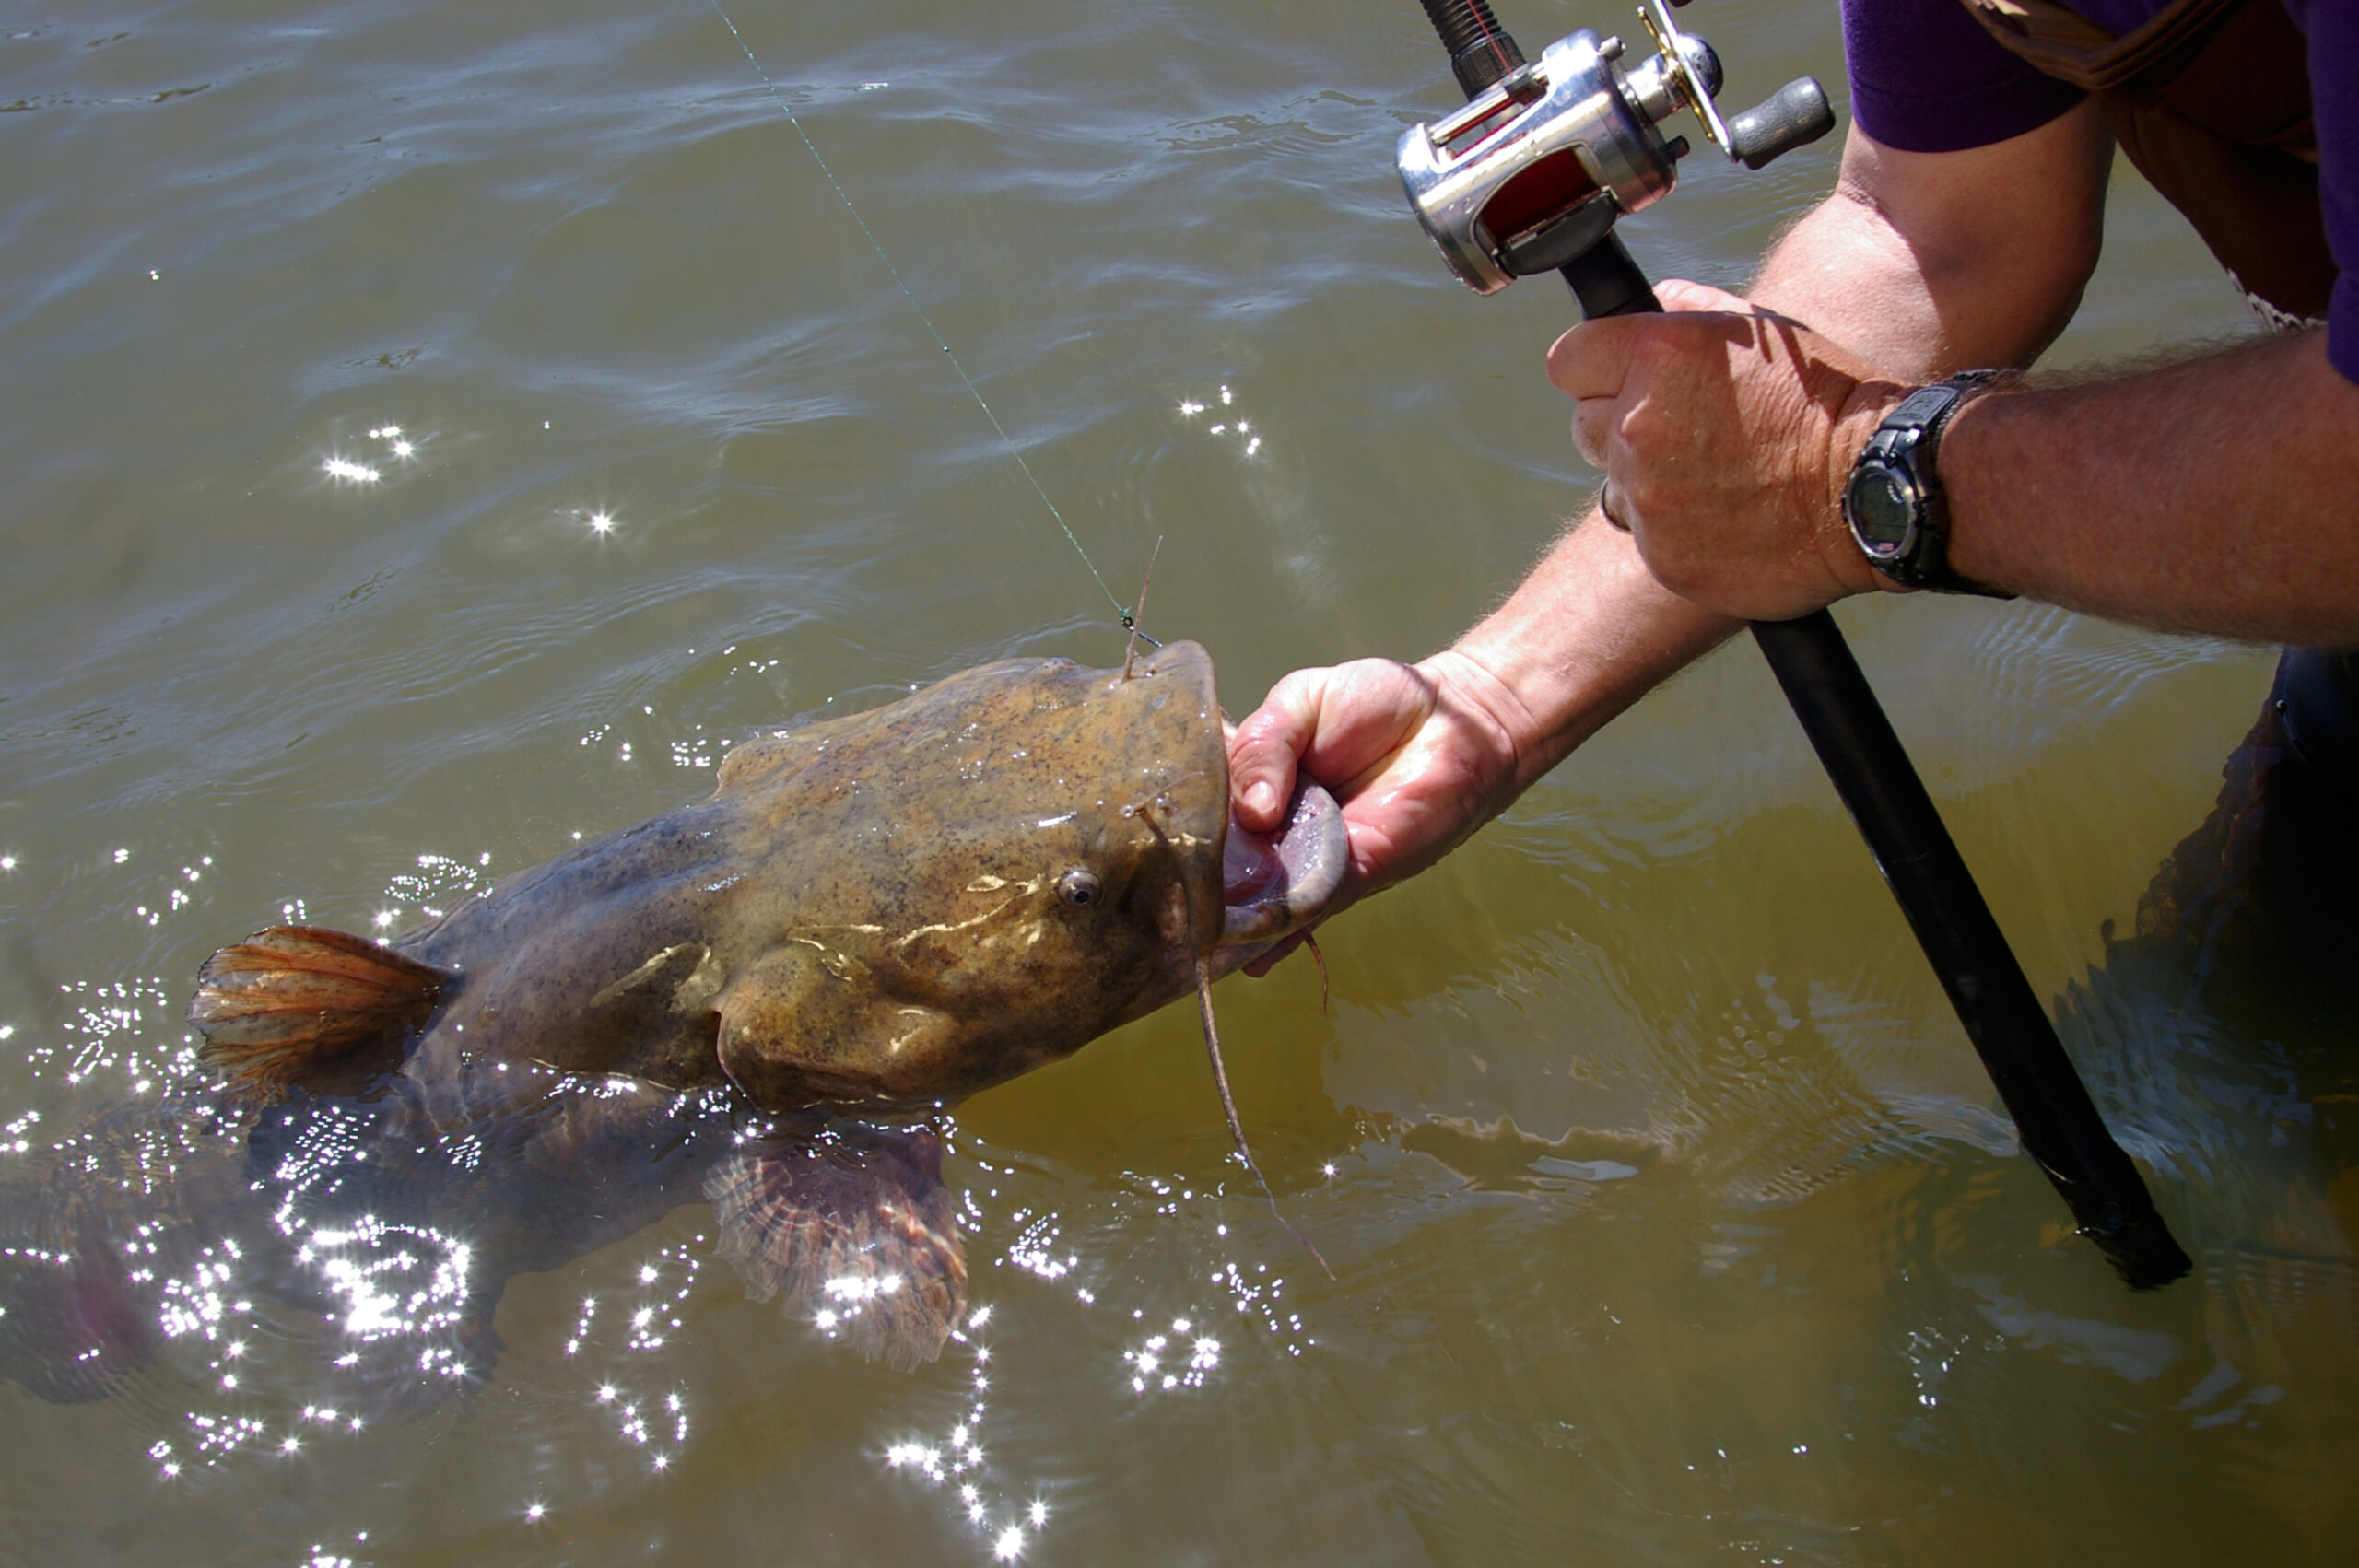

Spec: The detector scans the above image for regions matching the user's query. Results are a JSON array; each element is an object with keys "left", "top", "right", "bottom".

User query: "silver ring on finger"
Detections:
[{"left": 1597, "top": 486, "right": 1631, "bottom": 533}]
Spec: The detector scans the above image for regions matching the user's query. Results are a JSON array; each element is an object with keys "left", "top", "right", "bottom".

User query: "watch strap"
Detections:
[{"left": 1864, "top": 369, "right": 2013, "bottom": 599}]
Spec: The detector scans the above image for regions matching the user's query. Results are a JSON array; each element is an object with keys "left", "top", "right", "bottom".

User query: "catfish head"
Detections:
[{"left": 702, "top": 638, "right": 1340, "bottom": 1113}]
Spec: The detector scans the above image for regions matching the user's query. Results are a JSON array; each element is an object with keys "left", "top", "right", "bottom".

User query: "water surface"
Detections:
[{"left": 4, "top": 1, "right": 2344, "bottom": 1563}]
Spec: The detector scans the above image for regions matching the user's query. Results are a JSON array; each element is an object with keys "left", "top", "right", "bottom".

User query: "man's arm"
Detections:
[
  {"left": 1225, "top": 520, "right": 1736, "bottom": 955},
  {"left": 1753, "top": 104, "right": 2112, "bottom": 371},
  {"left": 1942, "top": 330, "right": 2359, "bottom": 643},
  {"left": 1557, "top": 106, "right": 2359, "bottom": 645},
  {"left": 1227, "top": 108, "right": 2114, "bottom": 936}
]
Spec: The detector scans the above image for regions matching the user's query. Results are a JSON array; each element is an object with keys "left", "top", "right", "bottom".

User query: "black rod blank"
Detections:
[
  {"left": 1753, "top": 615, "right": 2189, "bottom": 1288},
  {"left": 1412, "top": 0, "right": 2189, "bottom": 1288}
]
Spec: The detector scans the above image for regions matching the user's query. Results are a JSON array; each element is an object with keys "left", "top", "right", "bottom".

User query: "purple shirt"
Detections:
[{"left": 1841, "top": 0, "right": 2358, "bottom": 381}]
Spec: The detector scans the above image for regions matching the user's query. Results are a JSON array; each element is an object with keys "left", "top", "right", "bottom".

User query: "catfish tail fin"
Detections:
[{"left": 188, "top": 926, "right": 450, "bottom": 1097}]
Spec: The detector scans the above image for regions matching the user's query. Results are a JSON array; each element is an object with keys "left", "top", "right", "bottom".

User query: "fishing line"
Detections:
[
  {"left": 706, "top": 0, "right": 1148, "bottom": 636},
  {"left": 709, "top": 6, "right": 1339, "bottom": 1274}
]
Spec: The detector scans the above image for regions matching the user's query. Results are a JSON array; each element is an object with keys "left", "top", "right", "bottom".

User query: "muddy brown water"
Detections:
[{"left": 2, "top": 0, "right": 2344, "bottom": 1563}]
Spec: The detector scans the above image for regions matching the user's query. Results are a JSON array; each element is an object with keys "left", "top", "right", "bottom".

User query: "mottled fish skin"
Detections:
[
  {"left": 36, "top": 639, "right": 1333, "bottom": 1387},
  {"left": 386, "top": 638, "right": 1237, "bottom": 1127}
]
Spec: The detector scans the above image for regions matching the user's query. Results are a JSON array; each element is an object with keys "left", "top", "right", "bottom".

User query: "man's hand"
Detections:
[
  {"left": 1208, "top": 113, "right": 2125, "bottom": 970},
  {"left": 1226, "top": 652, "right": 1530, "bottom": 973},
  {"left": 1546, "top": 278, "right": 1907, "bottom": 622}
]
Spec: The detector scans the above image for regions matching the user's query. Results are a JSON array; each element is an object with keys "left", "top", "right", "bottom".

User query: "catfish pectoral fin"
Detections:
[
  {"left": 705, "top": 1126, "right": 967, "bottom": 1373},
  {"left": 188, "top": 926, "right": 450, "bottom": 1097}
]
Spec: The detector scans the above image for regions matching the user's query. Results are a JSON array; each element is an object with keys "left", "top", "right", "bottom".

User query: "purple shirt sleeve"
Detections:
[
  {"left": 2283, "top": 0, "right": 2359, "bottom": 382},
  {"left": 1840, "top": 0, "right": 2087, "bottom": 152},
  {"left": 1845, "top": 0, "right": 2353, "bottom": 385}
]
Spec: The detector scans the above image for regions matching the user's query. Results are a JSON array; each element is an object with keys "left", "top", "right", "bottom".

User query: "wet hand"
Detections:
[
  {"left": 1547, "top": 278, "right": 1905, "bottom": 622},
  {"left": 1226, "top": 652, "right": 1527, "bottom": 975}
]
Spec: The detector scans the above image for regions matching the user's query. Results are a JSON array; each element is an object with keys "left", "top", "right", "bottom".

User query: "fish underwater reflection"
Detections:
[{"left": 0, "top": 641, "right": 1344, "bottom": 1498}]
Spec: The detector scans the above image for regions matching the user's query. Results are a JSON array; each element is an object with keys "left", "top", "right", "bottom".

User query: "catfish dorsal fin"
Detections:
[{"left": 187, "top": 926, "right": 451, "bottom": 1097}]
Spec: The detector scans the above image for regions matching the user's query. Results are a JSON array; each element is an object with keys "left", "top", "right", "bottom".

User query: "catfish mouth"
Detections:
[
  {"left": 1127, "top": 639, "right": 1344, "bottom": 954},
  {"left": 1219, "top": 778, "right": 1345, "bottom": 948}
]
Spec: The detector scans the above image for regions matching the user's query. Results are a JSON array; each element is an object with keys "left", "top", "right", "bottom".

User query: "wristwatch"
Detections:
[{"left": 1841, "top": 369, "right": 2013, "bottom": 597}]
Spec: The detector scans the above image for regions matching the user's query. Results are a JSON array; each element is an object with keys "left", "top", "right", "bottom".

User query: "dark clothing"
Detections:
[
  {"left": 2277, "top": 648, "right": 2359, "bottom": 798},
  {"left": 1958, "top": 0, "right": 2332, "bottom": 324},
  {"left": 1845, "top": 0, "right": 2088, "bottom": 152},
  {"left": 2133, "top": 648, "right": 2359, "bottom": 1028}
]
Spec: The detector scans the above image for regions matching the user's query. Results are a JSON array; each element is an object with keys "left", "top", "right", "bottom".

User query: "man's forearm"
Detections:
[
  {"left": 1945, "top": 331, "right": 2359, "bottom": 644},
  {"left": 1750, "top": 121, "right": 2357, "bottom": 645},
  {"left": 1752, "top": 109, "right": 2110, "bottom": 376},
  {"left": 1449, "top": 517, "right": 1739, "bottom": 792}
]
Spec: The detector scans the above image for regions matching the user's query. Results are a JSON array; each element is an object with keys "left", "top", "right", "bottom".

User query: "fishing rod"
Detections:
[{"left": 1400, "top": 0, "right": 2189, "bottom": 1288}]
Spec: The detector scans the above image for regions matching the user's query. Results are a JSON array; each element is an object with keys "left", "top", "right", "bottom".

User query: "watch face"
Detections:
[{"left": 1846, "top": 463, "right": 1917, "bottom": 560}]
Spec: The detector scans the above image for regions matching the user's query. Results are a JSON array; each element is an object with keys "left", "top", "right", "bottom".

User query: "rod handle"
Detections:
[{"left": 1559, "top": 234, "right": 1661, "bottom": 318}]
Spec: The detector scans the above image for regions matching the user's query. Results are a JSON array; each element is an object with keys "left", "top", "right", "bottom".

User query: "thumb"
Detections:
[
  {"left": 1226, "top": 670, "right": 1327, "bottom": 833},
  {"left": 1544, "top": 312, "right": 1653, "bottom": 403},
  {"left": 1653, "top": 276, "right": 1749, "bottom": 314}
]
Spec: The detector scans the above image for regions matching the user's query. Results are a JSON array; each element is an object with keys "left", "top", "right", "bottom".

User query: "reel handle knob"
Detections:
[{"left": 1724, "top": 76, "right": 1836, "bottom": 170}]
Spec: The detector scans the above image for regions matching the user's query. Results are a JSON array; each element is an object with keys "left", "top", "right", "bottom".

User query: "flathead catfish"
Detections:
[{"left": 0, "top": 641, "right": 1344, "bottom": 1396}]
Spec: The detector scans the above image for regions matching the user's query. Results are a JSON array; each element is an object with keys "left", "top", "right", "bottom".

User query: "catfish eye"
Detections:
[{"left": 1055, "top": 868, "right": 1103, "bottom": 908}]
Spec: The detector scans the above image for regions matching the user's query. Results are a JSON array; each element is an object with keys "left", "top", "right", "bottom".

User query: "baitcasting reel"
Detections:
[{"left": 1398, "top": 0, "right": 1833, "bottom": 296}]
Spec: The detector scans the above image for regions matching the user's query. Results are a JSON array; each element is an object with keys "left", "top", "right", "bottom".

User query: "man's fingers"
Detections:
[
  {"left": 1550, "top": 315, "right": 1661, "bottom": 472},
  {"left": 1569, "top": 396, "right": 1615, "bottom": 468},
  {"left": 1551, "top": 303, "right": 1768, "bottom": 402},
  {"left": 1226, "top": 670, "right": 1326, "bottom": 833},
  {"left": 1241, "top": 930, "right": 1307, "bottom": 979},
  {"left": 1229, "top": 659, "right": 1445, "bottom": 835},
  {"left": 1658, "top": 275, "right": 1810, "bottom": 333},
  {"left": 1654, "top": 276, "right": 1749, "bottom": 314},
  {"left": 1545, "top": 317, "right": 1641, "bottom": 402}
]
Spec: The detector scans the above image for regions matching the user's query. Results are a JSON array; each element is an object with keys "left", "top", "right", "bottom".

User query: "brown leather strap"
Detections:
[{"left": 1962, "top": 0, "right": 2247, "bottom": 92}]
